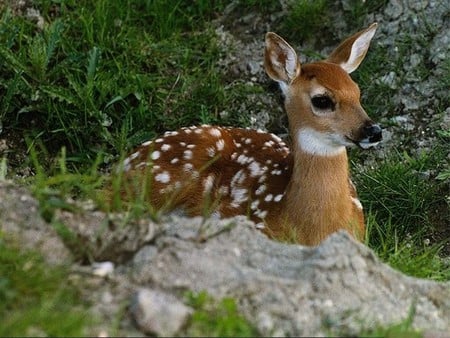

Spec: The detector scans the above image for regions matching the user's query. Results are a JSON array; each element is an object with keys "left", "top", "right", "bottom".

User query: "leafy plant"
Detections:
[
  {"left": 185, "top": 291, "right": 259, "bottom": 337},
  {"left": 0, "top": 0, "right": 248, "bottom": 168},
  {"left": 0, "top": 235, "right": 90, "bottom": 336},
  {"left": 281, "top": 0, "right": 329, "bottom": 41}
]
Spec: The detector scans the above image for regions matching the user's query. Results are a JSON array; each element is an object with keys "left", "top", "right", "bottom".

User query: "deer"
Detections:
[{"left": 115, "top": 23, "right": 382, "bottom": 246}]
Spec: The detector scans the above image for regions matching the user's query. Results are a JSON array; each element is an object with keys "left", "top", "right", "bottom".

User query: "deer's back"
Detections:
[{"left": 120, "top": 125, "right": 293, "bottom": 228}]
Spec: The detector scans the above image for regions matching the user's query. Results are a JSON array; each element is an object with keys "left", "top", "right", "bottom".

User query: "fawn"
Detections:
[{"left": 116, "top": 23, "right": 382, "bottom": 246}]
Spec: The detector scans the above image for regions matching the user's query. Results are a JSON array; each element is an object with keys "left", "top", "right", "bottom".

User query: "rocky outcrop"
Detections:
[{"left": 1, "top": 181, "right": 449, "bottom": 336}]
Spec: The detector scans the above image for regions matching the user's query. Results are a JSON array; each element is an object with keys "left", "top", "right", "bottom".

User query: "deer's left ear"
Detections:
[{"left": 327, "top": 23, "right": 378, "bottom": 74}]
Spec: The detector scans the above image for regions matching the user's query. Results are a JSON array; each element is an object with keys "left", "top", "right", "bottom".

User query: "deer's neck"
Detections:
[{"left": 282, "top": 139, "right": 354, "bottom": 245}]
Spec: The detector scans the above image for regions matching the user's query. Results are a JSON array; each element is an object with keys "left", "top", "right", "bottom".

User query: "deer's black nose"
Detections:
[{"left": 363, "top": 124, "right": 382, "bottom": 143}]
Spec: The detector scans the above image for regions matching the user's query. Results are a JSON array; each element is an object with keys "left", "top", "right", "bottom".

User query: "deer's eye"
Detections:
[{"left": 311, "top": 95, "right": 335, "bottom": 111}]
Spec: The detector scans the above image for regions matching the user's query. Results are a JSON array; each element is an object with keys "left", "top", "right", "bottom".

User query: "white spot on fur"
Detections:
[
  {"left": 164, "top": 131, "right": 178, "bottom": 137},
  {"left": 142, "top": 140, "right": 152, "bottom": 146},
  {"left": 255, "top": 184, "right": 266, "bottom": 196},
  {"left": 251, "top": 200, "right": 260, "bottom": 210},
  {"left": 183, "top": 150, "right": 193, "bottom": 160},
  {"left": 183, "top": 163, "right": 193, "bottom": 172},
  {"left": 218, "top": 186, "right": 229, "bottom": 196},
  {"left": 274, "top": 194, "right": 283, "bottom": 202},
  {"left": 170, "top": 158, "right": 179, "bottom": 164},
  {"left": 155, "top": 171, "right": 170, "bottom": 183},
  {"left": 121, "top": 162, "right": 131, "bottom": 172},
  {"left": 231, "top": 169, "right": 247, "bottom": 187},
  {"left": 203, "top": 174, "right": 215, "bottom": 194},
  {"left": 207, "top": 147, "right": 216, "bottom": 157},
  {"left": 255, "top": 209, "right": 268, "bottom": 219},
  {"left": 231, "top": 187, "right": 248, "bottom": 205},
  {"left": 236, "top": 154, "right": 249, "bottom": 165},
  {"left": 161, "top": 144, "right": 171, "bottom": 152},
  {"left": 151, "top": 151, "right": 161, "bottom": 160},
  {"left": 216, "top": 139, "right": 225, "bottom": 151},
  {"left": 187, "top": 144, "right": 195, "bottom": 149},
  {"left": 255, "top": 222, "right": 265, "bottom": 229},
  {"left": 155, "top": 138, "right": 164, "bottom": 143},
  {"left": 270, "top": 133, "right": 283, "bottom": 143},
  {"left": 135, "top": 162, "right": 147, "bottom": 169},
  {"left": 248, "top": 161, "right": 263, "bottom": 177},
  {"left": 129, "top": 151, "right": 140, "bottom": 161},
  {"left": 264, "top": 194, "right": 273, "bottom": 202},
  {"left": 209, "top": 128, "right": 221, "bottom": 137}
]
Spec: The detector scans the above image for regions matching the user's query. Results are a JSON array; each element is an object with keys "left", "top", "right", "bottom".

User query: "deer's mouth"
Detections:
[
  {"left": 357, "top": 139, "right": 381, "bottom": 149},
  {"left": 345, "top": 136, "right": 381, "bottom": 149},
  {"left": 346, "top": 123, "right": 383, "bottom": 149}
]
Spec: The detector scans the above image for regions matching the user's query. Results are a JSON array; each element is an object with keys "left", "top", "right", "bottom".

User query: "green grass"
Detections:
[
  {"left": 184, "top": 291, "right": 259, "bottom": 337},
  {"left": 335, "top": 304, "right": 422, "bottom": 337},
  {"left": 280, "top": 0, "right": 329, "bottom": 41},
  {"left": 0, "top": 234, "right": 90, "bottom": 336},
  {"left": 0, "top": 0, "right": 244, "bottom": 169},
  {"left": 355, "top": 146, "right": 450, "bottom": 281},
  {"left": 341, "top": 0, "right": 388, "bottom": 31}
]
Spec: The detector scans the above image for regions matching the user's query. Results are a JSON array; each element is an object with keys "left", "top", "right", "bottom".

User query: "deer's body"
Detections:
[{"left": 117, "top": 24, "right": 382, "bottom": 246}]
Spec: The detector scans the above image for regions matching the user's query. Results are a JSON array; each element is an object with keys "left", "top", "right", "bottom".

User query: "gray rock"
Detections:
[
  {"left": 0, "top": 181, "right": 72, "bottom": 265},
  {"left": 377, "top": 71, "right": 398, "bottom": 90},
  {"left": 385, "top": 0, "right": 404, "bottom": 19},
  {"left": 128, "top": 216, "right": 450, "bottom": 336},
  {"left": 1, "top": 171, "right": 450, "bottom": 337},
  {"left": 131, "top": 288, "right": 193, "bottom": 336},
  {"left": 55, "top": 208, "right": 159, "bottom": 263}
]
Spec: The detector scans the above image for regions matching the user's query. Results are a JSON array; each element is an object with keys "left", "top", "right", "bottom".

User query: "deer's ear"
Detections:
[
  {"left": 264, "top": 32, "right": 301, "bottom": 88},
  {"left": 327, "top": 23, "right": 378, "bottom": 74}
]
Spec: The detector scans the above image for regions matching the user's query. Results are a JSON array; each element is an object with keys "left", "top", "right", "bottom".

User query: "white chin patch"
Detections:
[
  {"left": 297, "top": 128, "right": 346, "bottom": 156},
  {"left": 358, "top": 140, "right": 380, "bottom": 149}
]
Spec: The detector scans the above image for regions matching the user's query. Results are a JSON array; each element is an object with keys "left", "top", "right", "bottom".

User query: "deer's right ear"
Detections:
[{"left": 264, "top": 32, "right": 300, "bottom": 88}]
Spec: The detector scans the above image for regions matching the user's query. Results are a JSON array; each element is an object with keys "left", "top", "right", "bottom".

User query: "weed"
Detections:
[
  {"left": 280, "top": 0, "right": 329, "bottom": 42},
  {"left": 233, "top": 0, "right": 281, "bottom": 13},
  {"left": 355, "top": 150, "right": 444, "bottom": 238},
  {"left": 184, "top": 291, "right": 259, "bottom": 337},
  {"left": 341, "top": 0, "right": 389, "bottom": 31},
  {"left": 0, "top": 1, "right": 246, "bottom": 167},
  {"left": 0, "top": 234, "right": 90, "bottom": 336},
  {"left": 354, "top": 146, "right": 450, "bottom": 280},
  {"left": 365, "top": 214, "right": 450, "bottom": 281},
  {"left": 340, "top": 304, "right": 422, "bottom": 337}
]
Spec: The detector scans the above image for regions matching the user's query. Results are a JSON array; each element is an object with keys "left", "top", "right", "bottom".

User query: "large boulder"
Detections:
[{"left": 1, "top": 178, "right": 449, "bottom": 336}]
